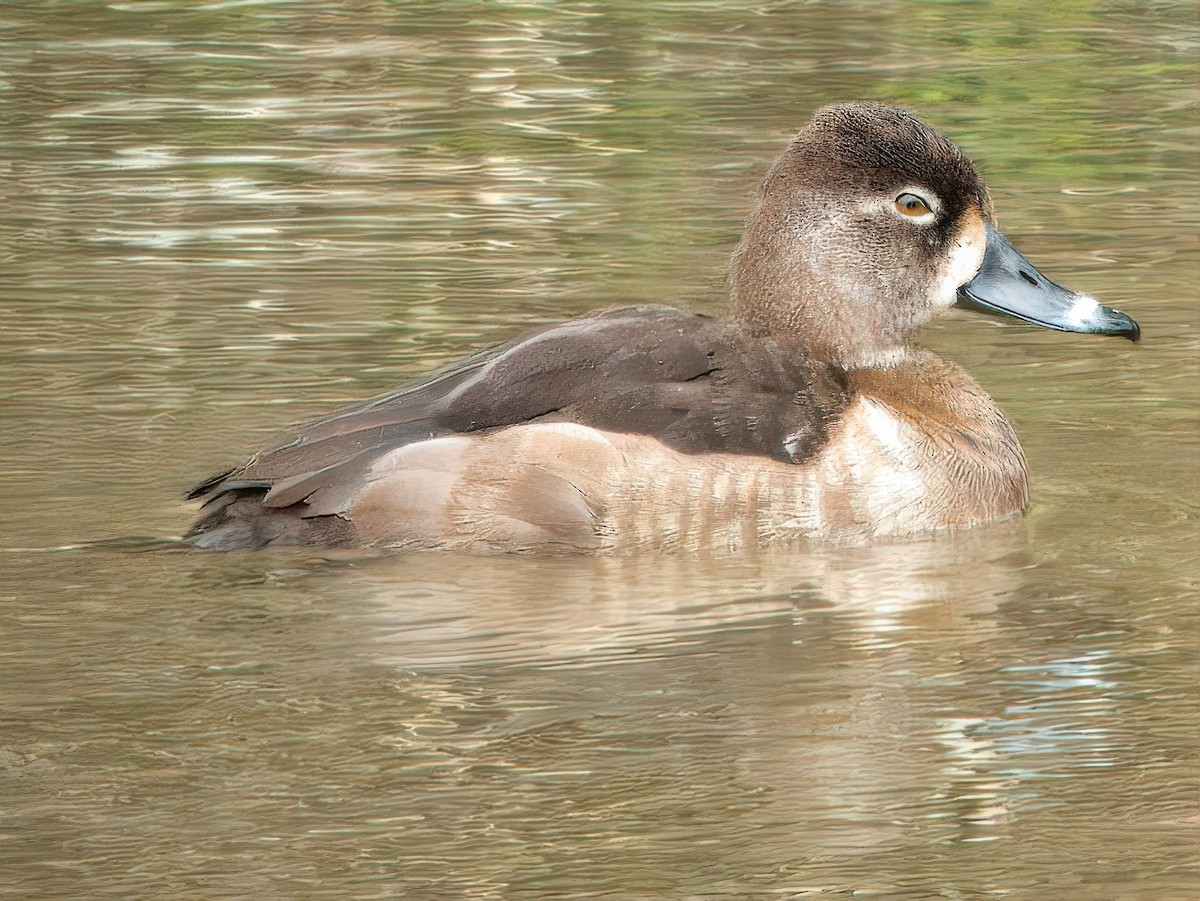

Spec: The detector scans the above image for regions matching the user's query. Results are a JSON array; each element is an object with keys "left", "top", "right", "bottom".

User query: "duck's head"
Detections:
[{"left": 730, "top": 103, "right": 1139, "bottom": 366}]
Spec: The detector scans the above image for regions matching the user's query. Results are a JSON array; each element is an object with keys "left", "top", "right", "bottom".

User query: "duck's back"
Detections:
[{"left": 185, "top": 305, "right": 851, "bottom": 551}]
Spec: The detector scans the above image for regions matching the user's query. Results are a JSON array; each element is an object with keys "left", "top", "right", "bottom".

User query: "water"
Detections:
[{"left": 2, "top": 1, "right": 1197, "bottom": 897}]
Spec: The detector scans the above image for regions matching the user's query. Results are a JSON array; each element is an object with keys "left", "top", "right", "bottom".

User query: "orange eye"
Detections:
[{"left": 894, "top": 192, "right": 933, "bottom": 218}]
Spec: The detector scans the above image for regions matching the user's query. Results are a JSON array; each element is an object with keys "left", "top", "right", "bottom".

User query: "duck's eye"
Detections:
[{"left": 894, "top": 192, "right": 933, "bottom": 218}]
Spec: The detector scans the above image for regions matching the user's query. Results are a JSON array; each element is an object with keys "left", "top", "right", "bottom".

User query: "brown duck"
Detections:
[{"left": 185, "top": 103, "right": 1139, "bottom": 553}]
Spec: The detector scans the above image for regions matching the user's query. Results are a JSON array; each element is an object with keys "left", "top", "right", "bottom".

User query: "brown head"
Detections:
[{"left": 730, "top": 103, "right": 1138, "bottom": 366}]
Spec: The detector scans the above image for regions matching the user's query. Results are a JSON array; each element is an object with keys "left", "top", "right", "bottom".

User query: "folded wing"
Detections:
[{"left": 186, "top": 305, "right": 847, "bottom": 547}]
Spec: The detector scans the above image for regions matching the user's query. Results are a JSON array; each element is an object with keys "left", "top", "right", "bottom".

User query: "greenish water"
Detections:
[{"left": 2, "top": 1, "right": 1197, "bottom": 898}]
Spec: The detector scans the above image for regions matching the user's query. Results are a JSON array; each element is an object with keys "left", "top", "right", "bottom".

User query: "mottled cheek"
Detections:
[{"left": 932, "top": 209, "right": 987, "bottom": 307}]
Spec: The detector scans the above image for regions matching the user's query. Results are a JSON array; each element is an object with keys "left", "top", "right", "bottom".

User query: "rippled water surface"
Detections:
[{"left": 2, "top": 1, "right": 1197, "bottom": 898}]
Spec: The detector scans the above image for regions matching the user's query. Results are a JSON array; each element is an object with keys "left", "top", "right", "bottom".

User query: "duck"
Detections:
[{"left": 185, "top": 102, "right": 1139, "bottom": 553}]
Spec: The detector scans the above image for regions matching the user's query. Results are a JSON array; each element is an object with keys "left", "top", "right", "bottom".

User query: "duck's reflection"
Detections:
[
  {"left": 284, "top": 525, "right": 1036, "bottom": 853},
  {"left": 328, "top": 522, "right": 1029, "bottom": 670}
]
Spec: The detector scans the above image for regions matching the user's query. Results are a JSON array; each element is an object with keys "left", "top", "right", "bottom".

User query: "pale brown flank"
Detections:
[{"left": 336, "top": 357, "right": 1029, "bottom": 551}]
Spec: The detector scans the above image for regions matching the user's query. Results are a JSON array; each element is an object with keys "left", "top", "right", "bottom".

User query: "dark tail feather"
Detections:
[
  {"left": 185, "top": 468, "right": 238, "bottom": 501},
  {"left": 184, "top": 490, "right": 355, "bottom": 550}
]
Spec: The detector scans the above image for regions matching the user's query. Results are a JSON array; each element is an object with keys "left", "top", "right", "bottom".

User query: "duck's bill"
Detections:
[{"left": 956, "top": 223, "right": 1140, "bottom": 341}]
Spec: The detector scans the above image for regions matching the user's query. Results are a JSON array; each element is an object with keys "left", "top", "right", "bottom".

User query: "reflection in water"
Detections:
[
  {"left": 1, "top": 0, "right": 1196, "bottom": 897},
  {"left": 8, "top": 521, "right": 1194, "bottom": 897},
  {"left": 348, "top": 526, "right": 1027, "bottom": 669}
]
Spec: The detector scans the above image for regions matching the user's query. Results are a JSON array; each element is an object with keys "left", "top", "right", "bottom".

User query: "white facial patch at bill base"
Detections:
[
  {"left": 933, "top": 223, "right": 988, "bottom": 308},
  {"left": 1063, "top": 293, "right": 1102, "bottom": 327}
]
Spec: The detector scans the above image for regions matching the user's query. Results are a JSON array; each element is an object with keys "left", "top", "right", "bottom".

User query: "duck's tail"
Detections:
[{"left": 184, "top": 489, "right": 355, "bottom": 550}]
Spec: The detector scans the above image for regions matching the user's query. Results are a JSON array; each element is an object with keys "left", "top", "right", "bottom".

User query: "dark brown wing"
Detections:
[{"left": 186, "top": 305, "right": 848, "bottom": 539}]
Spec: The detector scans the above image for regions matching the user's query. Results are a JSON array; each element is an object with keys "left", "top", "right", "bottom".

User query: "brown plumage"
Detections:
[{"left": 185, "top": 103, "right": 1137, "bottom": 553}]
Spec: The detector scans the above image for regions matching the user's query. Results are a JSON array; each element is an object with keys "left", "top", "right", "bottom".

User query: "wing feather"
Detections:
[{"left": 188, "top": 304, "right": 848, "bottom": 527}]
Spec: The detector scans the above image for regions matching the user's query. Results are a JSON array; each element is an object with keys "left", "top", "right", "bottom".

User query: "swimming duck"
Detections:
[{"left": 185, "top": 103, "right": 1139, "bottom": 552}]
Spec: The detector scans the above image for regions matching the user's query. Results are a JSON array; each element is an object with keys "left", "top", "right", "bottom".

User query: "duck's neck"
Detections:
[
  {"left": 729, "top": 235, "right": 918, "bottom": 370},
  {"left": 730, "top": 294, "right": 914, "bottom": 371}
]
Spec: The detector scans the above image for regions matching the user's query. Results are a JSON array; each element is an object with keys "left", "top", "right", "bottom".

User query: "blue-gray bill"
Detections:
[{"left": 956, "top": 223, "right": 1140, "bottom": 341}]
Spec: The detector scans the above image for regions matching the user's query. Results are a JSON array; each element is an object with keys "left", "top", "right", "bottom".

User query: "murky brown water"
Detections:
[{"left": 2, "top": 1, "right": 1197, "bottom": 898}]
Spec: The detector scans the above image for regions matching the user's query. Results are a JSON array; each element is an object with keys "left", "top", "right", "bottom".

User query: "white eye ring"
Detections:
[{"left": 891, "top": 189, "right": 938, "bottom": 224}]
